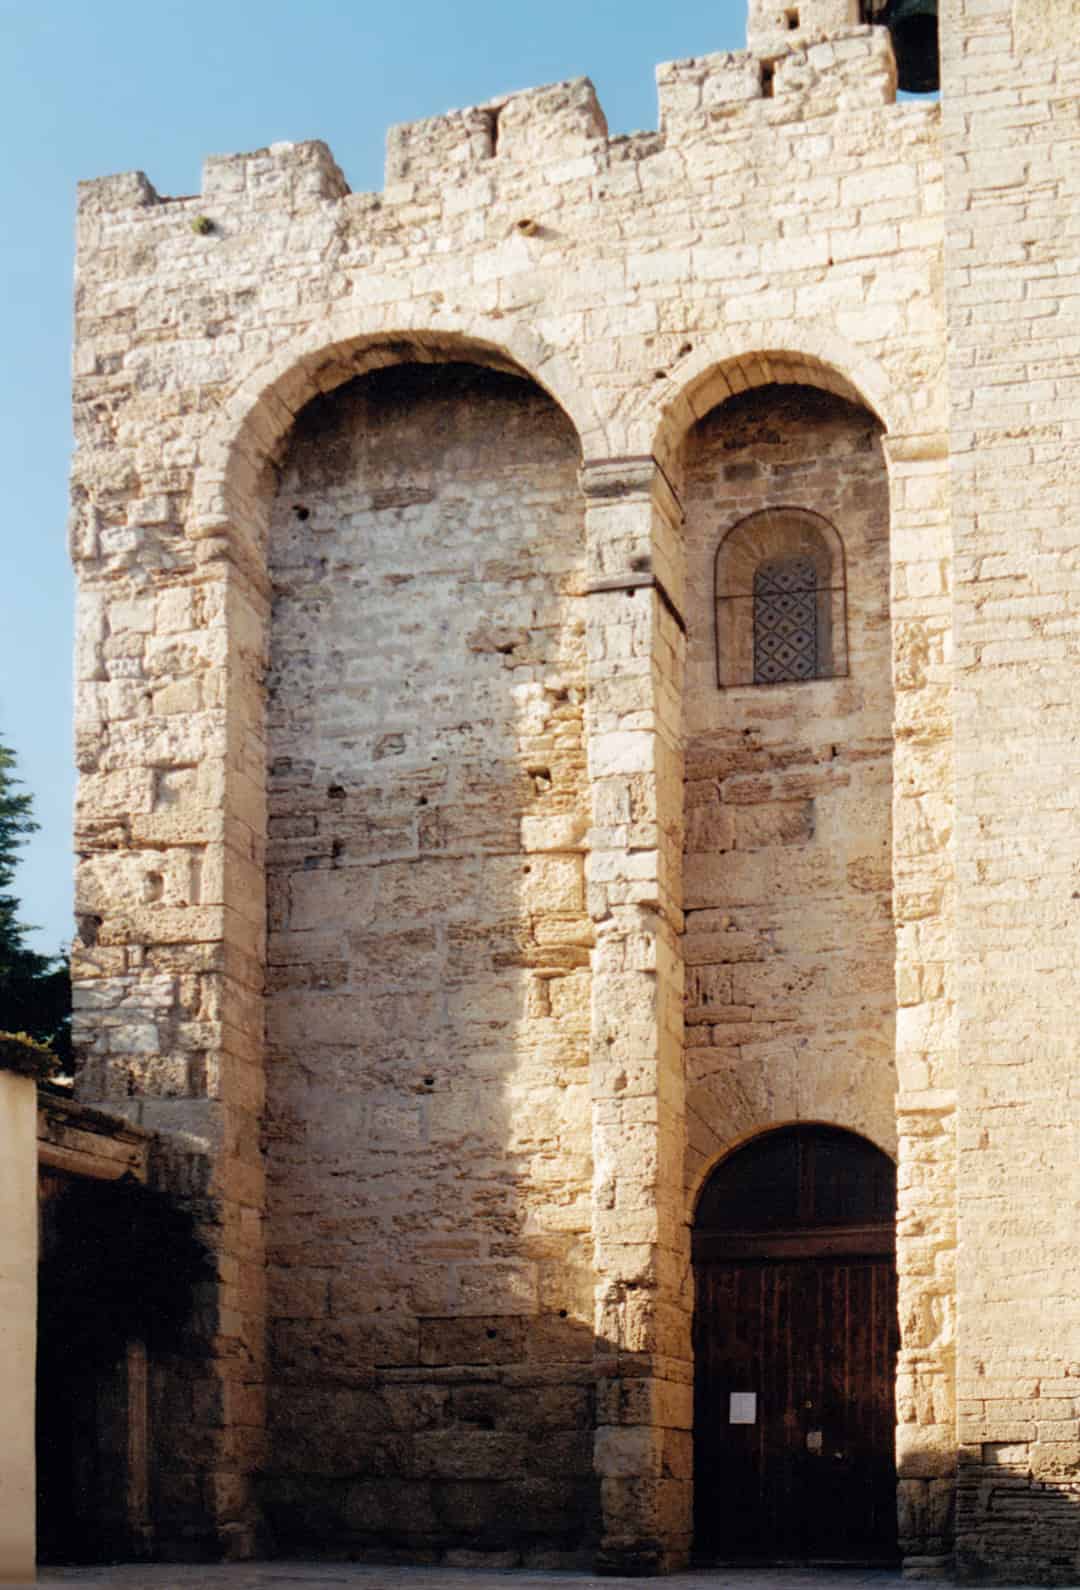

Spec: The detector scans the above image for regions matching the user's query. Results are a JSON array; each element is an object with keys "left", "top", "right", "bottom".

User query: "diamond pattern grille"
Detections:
[{"left": 752, "top": 557, "right": 818, "bottom": 683}]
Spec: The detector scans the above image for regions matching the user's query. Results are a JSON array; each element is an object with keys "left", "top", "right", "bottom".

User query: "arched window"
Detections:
[{"left": 714, "top": 508, "right": 848, "bottom": 688}]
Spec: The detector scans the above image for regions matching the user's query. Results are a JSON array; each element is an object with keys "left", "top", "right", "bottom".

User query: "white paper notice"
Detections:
[{"left": 729, "top": 1392, "right": 757, "bottom": 1424}]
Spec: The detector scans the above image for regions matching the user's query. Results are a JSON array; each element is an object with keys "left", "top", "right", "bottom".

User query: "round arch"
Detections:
[
  {"left": 687, "top": 1118, "right": 897, "bottom": 1230},
  {"left": 692, "top": 1121, "right": 897, "bottom": 1239},
  {"left": 626, "top": 326, "right": 904, "bottom": 472},
  {"left": 190, "top": 308, "right": 605, "bottom": 570},
  {"left": 713, "top": 506, "right": 850, "bottom": 687}
]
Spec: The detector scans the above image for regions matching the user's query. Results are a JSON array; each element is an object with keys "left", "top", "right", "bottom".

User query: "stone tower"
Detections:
[{"left": 67, "top": 0, "right": 1080, "bottom": 1576}]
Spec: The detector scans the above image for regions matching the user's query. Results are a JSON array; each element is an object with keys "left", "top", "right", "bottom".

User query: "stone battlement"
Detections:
[{"left": 78, "top": 30, "right": 898, "bottom": 224}]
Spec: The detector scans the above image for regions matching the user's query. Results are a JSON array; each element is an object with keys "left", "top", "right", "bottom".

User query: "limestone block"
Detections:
[
  {"left": 497, "top": 77, "right": 607, "bottom": 163},
  {"left": 748, "top": 0, "right": 859, "bottom": 49},
  {"left": 656, "top": 53, "right": 761, "bottom": 135}
]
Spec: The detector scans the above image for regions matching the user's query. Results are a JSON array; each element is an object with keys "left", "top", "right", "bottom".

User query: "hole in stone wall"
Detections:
[
  {"left": 785, "top": 7, "right": 800, "bottom": 26},
  {"left": 292, "top": 504, "right": 310, "bottom": 521},
  {"left": 761, "top": 60, "right": 776, "bottom": 97}
]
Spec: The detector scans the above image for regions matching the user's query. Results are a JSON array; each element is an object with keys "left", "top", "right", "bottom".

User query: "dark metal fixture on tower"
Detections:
[{"left": 862, "top": 0, "right": 939, "bottom": 92}]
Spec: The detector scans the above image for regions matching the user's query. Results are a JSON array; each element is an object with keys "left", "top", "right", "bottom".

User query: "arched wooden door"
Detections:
[{"left": 693, "top": 1125, "right": 898, "bottom": 1564}]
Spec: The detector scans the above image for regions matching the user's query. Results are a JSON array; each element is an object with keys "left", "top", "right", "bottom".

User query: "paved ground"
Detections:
[
  {"left": 19, "top": 1565, "right": 1064, "bottom": 1590},
  {"left": 13, "top": 1565, "right": 1035, "bottom": 1590},
  {"left": 27, "top": 1567, "right": 911, "bottom": 1590}
]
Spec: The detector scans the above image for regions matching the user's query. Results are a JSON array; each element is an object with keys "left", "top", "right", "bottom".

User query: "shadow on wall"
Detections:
[
  {"left": 36, "top": 1135, "right": 218, "bottom": 1565},
  {"left": 256, "top": 362, "right": 601, "bottom": 1565},
  {"left": 47, "top": 366, "right": 975, "bottom": 1573}
]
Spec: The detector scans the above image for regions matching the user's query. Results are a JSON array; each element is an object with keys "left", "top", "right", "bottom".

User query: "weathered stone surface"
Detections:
[
  {"left": 65, "top": 0, "right": 1080, "bottom": 1576},
  {"left": 682, "top": 386, "right": 896, "bottom": 1189}
]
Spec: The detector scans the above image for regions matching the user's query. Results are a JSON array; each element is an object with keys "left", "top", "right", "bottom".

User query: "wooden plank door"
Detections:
[{"left": 694, "top": 1254, "right": 898, "bottom": 1561}]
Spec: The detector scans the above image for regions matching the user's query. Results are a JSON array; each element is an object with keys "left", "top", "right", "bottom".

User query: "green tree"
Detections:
[{"left": 0, "top": 737, "right": 71, "bottom": 1066}]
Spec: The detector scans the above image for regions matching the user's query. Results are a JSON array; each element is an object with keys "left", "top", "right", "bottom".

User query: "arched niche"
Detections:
[
  {"left": 637, "top": 336, "right": 900, "bottom": 480},
  {"left": 259, "top": 354, "right": 598, "bottom": 1559},
  {"left": 678, "top": 380, "right": 895, "bottom": 1207},
  {"left": 192, "top": 318, "right": 601, "bottom": 582}
]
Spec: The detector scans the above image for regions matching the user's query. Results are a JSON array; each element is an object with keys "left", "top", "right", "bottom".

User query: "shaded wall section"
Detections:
[{"left": 262, "top": 363, "right": 597, "bottom": 1564}]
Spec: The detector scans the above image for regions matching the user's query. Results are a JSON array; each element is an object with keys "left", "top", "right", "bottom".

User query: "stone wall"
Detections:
[
  {"left": 67, "top": 6, "right": 960, "bottom": 1570},
  {"left": 942, "top": 0, "right": 1080, "bottom": 1577},
  {"left": 261, "top": 363, "right": 596, "bottom": 1561}
]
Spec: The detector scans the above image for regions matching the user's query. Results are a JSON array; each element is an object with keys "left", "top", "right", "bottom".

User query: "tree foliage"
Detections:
[{"left": 0, "top": 737, "right": 71, "bottom": 1065}]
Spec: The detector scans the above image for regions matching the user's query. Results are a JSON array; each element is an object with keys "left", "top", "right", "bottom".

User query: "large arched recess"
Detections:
[
  {"left": 190, "top": 312, "right": 606, "bottom": 577},
  {"left": 654, "top": 352, "right": 898, "bottom": 1187},
  {"left": 649, "top": 348, "right": 903, "bottom": 1567},
  {"left": 692, "top": 1123, "right": 898, "bottom": 1565},
  {"left": 196, "top": 324, "right": 606, "bottom": 1561},
  {"left": 183, "top": 314, "right": 600, "bottom": 1157}
]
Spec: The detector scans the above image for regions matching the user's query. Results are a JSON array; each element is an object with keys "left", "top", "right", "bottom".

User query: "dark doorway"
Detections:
[
  {"left": 693, "top": 1124, "right": 899, "bottom": 1564},
  {"left": 37, "top": 1167, "right": 113, "bottom": 1564},
  {"left": 36, "top": 1167, "right": 136, "bottom": 1564}
]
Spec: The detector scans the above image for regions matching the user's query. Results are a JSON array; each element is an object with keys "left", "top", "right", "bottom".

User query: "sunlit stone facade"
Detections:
[{"left": 68, "top": 0, "right": 1080, "bottom": 1575}]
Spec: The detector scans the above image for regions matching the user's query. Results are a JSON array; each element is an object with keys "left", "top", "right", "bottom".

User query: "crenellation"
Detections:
[
  {"left": 73, "top": 39, "right": 918, "bottom": 265},
  {"left": 773, "top": 25, "right": 898, "bottom": 107},
  {"left": 203, "top": 140, "right": 350, "bottom": 204},
  {"left": 655, "top": 53, "right": 762, "bottom": 130},
  {"left": 76, "top": 168, "right": 162, "bottom": 215},
  {"left": 385, "top": 107, "right": 496, "bottom": 186},
  {"left": 747, "top": 0, "right": 862, "bottom": 49}
]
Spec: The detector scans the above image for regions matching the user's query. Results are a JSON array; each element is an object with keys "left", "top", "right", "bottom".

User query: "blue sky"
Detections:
[{"left": 0, "top": 0, "right": 747, "bottom": 955}]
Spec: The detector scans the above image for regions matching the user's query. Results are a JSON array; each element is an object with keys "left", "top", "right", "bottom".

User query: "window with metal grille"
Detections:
[
  {"left": 752, "top": 556, "right": 819, "bottom": 683},
  {"left": 714, "top": 507, "right": 848, "bottom": 688}
]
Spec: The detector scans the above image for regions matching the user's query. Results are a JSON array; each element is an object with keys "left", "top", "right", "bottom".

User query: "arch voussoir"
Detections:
[
  {"left": 632, "top": 324, "right": 903, "bottom": 474},
  {"left": 191, "top": 307, "right": 604, "bottom": 563}
]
